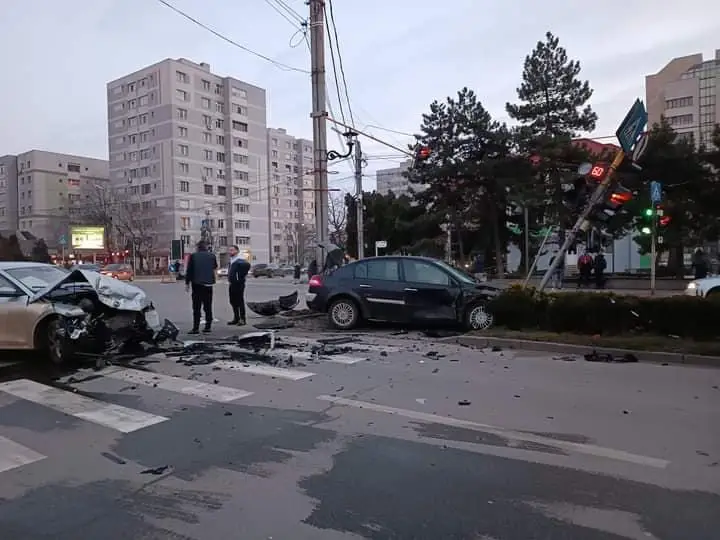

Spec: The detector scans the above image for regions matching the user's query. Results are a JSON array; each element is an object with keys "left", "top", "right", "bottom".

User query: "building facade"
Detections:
[
  {"left": 106, "top": 58, "right": 270, "bottom": 265},
  {"left": 375, "top": 160, "right": 420, "bottom": 197},
  {"left": 0, "top": 150, "right": 109, "bottom": 251},
  {"left": 266, "top": 128, "right": 315, "bottom": 263},
  {"left": 646, "top": 49, "right": 720, "bottom": 148}
]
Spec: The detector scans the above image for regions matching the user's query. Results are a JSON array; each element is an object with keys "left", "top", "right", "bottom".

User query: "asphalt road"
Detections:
[{"left": 0, "top": 281, "right": 718, "bottom": 539}]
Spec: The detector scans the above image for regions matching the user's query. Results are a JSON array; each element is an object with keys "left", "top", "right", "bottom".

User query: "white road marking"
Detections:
[
  {"left": 316, "top": 395, "right": 670, "bottom": 469},
  {"left": 212, "top": 361, "right": 315, "bottom": 380},
  {"left": 290, "top": 351, "right": 365, "bottom": 365},
  {"left": 278, "top": 336, "right": 400, "bottom": 353},
  {"left": 99, "top": 368, "right": 254, "bottom": 402},
  {"left": 0, "top": 436, "right": 46, "bottom": 473},
  {"left": 0, "top": 379, "right": 168, "bottom": 433},
  {"left": 0, "top": 360, "right": 21, "bottom": 369}
]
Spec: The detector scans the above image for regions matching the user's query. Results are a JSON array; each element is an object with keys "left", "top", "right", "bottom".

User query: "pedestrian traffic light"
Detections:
[{"left": 590, "top": 185, "right": 633, "bottom": 222}]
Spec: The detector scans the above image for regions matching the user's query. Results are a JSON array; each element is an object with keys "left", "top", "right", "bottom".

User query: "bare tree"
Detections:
[
  {"left": 71, "top": 185, "right": 117, "bottom": 251},
  {"left": 328, "top": 192, "right": 347, "bottom": 247}
]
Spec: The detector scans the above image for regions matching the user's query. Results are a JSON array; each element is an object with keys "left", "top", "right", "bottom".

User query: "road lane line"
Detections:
[
  {"left": 316, "top": 395, "right": 670, "bottom": 469},
  {"left": 212, "top": 361, "right": 315, "bottom": 380},
  {"left": 99, "top": 368, "right": 254, "bottom": 402},
  {"left": 278, "top": 336, "right": 400, "bottom": 353},
  {"left": 0, "top": 436, "right": 46, "bottom": 473},
  {"left": 0, "top": 379, "right": 168, "bottom": 433}
]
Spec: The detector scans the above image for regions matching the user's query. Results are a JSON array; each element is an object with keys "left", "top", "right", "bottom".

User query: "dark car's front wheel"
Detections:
[
  {"left": 328, "top": 297, "right": 360, "bottom": 330},
  {"left": 464, "top": 302, "right": 494, "bottom": 331}
]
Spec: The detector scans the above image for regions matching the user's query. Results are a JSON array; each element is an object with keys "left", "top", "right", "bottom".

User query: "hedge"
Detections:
[{"left": 488, "top": 286, "right": 720, "bottom": 341}]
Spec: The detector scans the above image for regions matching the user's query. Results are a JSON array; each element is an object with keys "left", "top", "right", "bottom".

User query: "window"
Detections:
[
  {"left": 203, "top": 167, "right": 213, "bottom": 177},
  {"left": 204, "top": 149, "right": 213, "bottom": 161},
  {"left": 178, "top": 144, "right": 189, "bottom": 156},
  {"left": 177, "top": 108, "right": 188, "bottom": 120},
  {"left": 215, "top": 84, "right": 223, "bottom": 95},
  {"left": 139, "top": 131, "right": 149, "bottom": 142},
  {"left": 201, "top": 97, "right": 211, "bottom": 109},
  {"left": 179, "top": 162, "right": 189, "bottom": 174},
  {"left": 355, "top": 260, "right": 400, "bottom": 281},
  {"left": 401, "top": 260, "right": 450, "bottom": 286},
  {"left": 234, "top": 220, "right": 250, "bottom": 230},
  {"left": 203, "top": 132, "right": 212, "bottom": 143},
  {"left": 139, "top": 95, "right": 149, "bottom": 107},
  {"left": 233, "top": 170, "right": 249, "bottom": 181},
  {"left": 215, "top": 102, "right": 224, "bottom": 113},
  {"left": 181, "top": 216, "right": 191, "bottom": 229},
  {"left": 202, "top": 115, "right": 212, "bottom": 128},
  {"left": 216, "top": 152, "right": 226, "bottom": 162},
  {"left": 235, "top": 236, "right": 250, "bottom": 245},
  {"left": 204, "top": 184, "right": 213, "bottom": 195},
  {"left": 215, "top": 118, "right": 224, "bottom": 129},
  {"left": 176, "top": 71, "right": 189, "bottom": 83},
  {"left": 67, "top": 164, "right": 81, "bottom": 173},
  {"left": 667, "top": 114, "right": 693, "bottom": 127},
  {"left": 233, "top": 103, "right": 246, "bottom": 115},
  {"left": 176, "top": 89, "right": 188, "bottom": 101},
  {"left": 202, "top": 79, "right": 211, "bottom": 91},
  {"left": 233, "top": 153, "right": 248, "bottom": 164},
  {"left": 232, "top": 87, "right": 247, "bottom": 99},
  {"left": 139, "top": 113, "right": 148, "bottom": 124},
  {"left": 216, "top": 135, "right": 225, "bottom": 145},
  {"left": 178, "top": 126, "right": 188, "bottom": 137},
  {"left": 235, "top": 204, "right": 250, "bottom": 213},
  {"left": 217, "top": 219, "right": 225, "bottom": 229},
  {"left": 217, "top": 186, "right": 227, "bottom": 196},
  {"left": 232, "top": 121, "right": 248, "bottom": 132},
  {"left": 179, "top": 180, "right": 190, "bottom": 192},
  {"left": 141, "top": 183, "right": 151, "bottom": 195},
  {"left": 234, "top": 138, "right": 248, "bottom": 148}
]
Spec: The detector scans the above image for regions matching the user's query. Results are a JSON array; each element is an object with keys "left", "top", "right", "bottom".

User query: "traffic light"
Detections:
[
  {"left": 638, "top": 205, "right": 670, "bottom": 235},
  {"left": 410, "top": 144, "right": 432, "bottom": 170},
  {"left": 590, "top": 185, "right": 633, "bottom": 223}
]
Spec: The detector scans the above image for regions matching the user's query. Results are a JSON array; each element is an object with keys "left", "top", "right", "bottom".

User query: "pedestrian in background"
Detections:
[
  {"left": 593, "top": 251, "right": 607, "bottom": 289},
  {"left": 692, "top": 248, "right": 709, "bottom": 279},
  {"left": 549, "top": 252, "right": 564, "bottom": 290},
  {"left": 577, "top": 250, "right": 593, "bottom": 288},
  {"left": 307, "top": 259, "right": 318, "bottom": 279},
  {"left": 185, "top": 240, "right": 218, "bottom": 334},
  {"left": 227, "top": 245, "right": 250, "bottom": 326}
]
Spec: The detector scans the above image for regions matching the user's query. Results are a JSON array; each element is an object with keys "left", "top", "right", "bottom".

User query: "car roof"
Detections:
[
  {"left": 0, "top": 261, "right": 57, "bottom": 270},
  {"left": 349, "top": 255, "right": 440, "bottom": 264}
]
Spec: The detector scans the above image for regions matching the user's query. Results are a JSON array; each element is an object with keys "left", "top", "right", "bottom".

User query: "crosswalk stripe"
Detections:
[
  {"left": 99, "top": 368, "right": 254, "bottom": 402},
  {"left": 0, "top": 379, "right": 168, "bottom": 433},
  {"left": 288, "top": 351, "right": 365, "bottom": 365},
  {"left": 0, "top": 436, "right": 46, "bottom": 473},
  {"left": 211, "top": 361, "right": 315, "bottom": 380},
  {"left": 278, "top": 336, "right": 400, "bottom": 353}
]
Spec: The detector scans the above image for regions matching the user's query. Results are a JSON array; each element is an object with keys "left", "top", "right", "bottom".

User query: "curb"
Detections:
[{"left": 440, "top": 335, "right": 720, "bottom": 368}]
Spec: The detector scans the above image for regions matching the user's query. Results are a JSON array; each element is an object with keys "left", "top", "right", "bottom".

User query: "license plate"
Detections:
[{"left": 144, "top": 309, "right": 161, "bottom": 329}]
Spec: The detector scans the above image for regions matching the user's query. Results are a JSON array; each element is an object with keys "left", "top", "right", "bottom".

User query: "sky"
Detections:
[{"left": 1, "top": 0, "right": 719, "bottom": 193}]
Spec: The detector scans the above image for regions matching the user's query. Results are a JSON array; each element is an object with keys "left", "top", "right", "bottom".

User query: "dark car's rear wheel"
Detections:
[
  {"left": 328, "top": 297, "right": 360, "bottom": 330},
  {"left": 464, "top": 302, "right": 494, "bottom": 331}
]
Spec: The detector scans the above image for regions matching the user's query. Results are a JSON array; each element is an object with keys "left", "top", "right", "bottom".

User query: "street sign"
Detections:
[
  {"left": 650, "top": 181, "right": 662, "bottom": 203},
  {"left": 632, "top": 132, "right": 649, "bottom": 162},
  {"left": 616, "top": 99, "right": 648, "bottom": 154},
  {"left": 58, "top": 235, "right": 67, "bottom": 246},
  {"left": 375, "top": 240, "right": 387, "bottom": 248}
]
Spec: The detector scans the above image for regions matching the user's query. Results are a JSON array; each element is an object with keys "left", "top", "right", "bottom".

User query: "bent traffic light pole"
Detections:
[{"left": 537, "top": 150, "right": 626, "bottom": 292}]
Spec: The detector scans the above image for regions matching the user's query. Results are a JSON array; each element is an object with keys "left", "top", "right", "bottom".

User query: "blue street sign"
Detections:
[
  {"left": 616, "top": 99, "right": 648, "bottom": 154},
  {"left": 59, "top": 235, "right": 67, "bottom": 246},
  {"left": 650, "top": 181, "right": 662, "bottom": 203}
]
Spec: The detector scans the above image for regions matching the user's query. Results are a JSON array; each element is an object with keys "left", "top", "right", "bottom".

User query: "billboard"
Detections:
[{"left": 70, "top": 226, "right": 105, "bottom": 250}]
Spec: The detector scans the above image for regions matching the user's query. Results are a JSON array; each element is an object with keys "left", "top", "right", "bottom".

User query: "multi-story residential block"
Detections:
[
  {"left": 646, "top": 49, "right": 720, "bottom": 148},
  {"left": 266, "top": 128, "right": 315, "bottom": 263},
  {"left": 0, "top": 151, "right": 108, "bottom": 251},
  {"left": 106, "top": 58, "right": 270, "bottom": 266},
  {"left": 375, "top": 160, "right": 423, "bottom": 197}
]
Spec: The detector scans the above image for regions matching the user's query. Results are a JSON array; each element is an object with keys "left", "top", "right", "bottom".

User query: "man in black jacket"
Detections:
[
  {"left": 227, "top": 245, "right": 251, "bottom": 325},
  {"left": 185, "top": 240, "right": 218, "bottom": 334}
]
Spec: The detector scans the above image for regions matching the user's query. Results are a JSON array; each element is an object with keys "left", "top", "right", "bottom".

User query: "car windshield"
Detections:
[
  {"left": 435, "top": 260, "right": 477, "bottom": 285},
  {"left": 5, "top": 265, "right": 70, "bottom": 291}
]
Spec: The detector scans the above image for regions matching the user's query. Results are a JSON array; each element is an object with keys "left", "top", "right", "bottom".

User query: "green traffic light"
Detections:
[{"left": 643, "top": 208, "right": 653, "bottom": 217}]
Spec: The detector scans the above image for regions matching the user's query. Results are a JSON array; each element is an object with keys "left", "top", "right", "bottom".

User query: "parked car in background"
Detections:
[
  {"left": 306, "top": 255, "right": 499, "bottom": 330},
  {"left": 100, "top": 263, "right": 134, "bottom": 281},
  {"left": 70, "top": 264, "right": 102, "bottom": 273},
  {"left": 217, "top": 267, "right": 229, "bottom": 278},
  {"left": 278, "top": 264, "right": 295, "bottom": 277},
  {"left": 252, "top": 264, "right": 275, "bottom": 278}
]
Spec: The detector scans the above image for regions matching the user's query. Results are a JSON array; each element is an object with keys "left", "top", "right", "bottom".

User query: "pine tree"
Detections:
[
  {"left": 408, "top": 87, "right": 516, "bottom": 275},
  {"left": 31, "top": 238, "right": 52, "bottom": 263},
  {"left": 506, "top": 32, "right": 597, "bottom": 269}
]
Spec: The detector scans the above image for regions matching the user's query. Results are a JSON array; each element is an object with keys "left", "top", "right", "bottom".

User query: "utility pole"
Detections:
[
  {"left": 309, "top": 0, "right": 329, "bottom": 261},
  {"left": 650, "top": 205, "right": 657, "bottom": 296},
  {"left": 444, "top": 219, "right": 452, "bottom": 263},
  {"left": 354, "top": 137, "right": 364, "bottom": 258}
]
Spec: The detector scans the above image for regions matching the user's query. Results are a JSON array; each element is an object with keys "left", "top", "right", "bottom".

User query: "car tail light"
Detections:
[{"left": 308, "top": 274, "right": 323, "bottom": 287}]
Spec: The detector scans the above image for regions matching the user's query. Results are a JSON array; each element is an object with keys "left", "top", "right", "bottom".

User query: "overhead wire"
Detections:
[
  {"left": 263, "top": 0, "right": 302, "bottom": 28},
  {"left": 323, "top": 12, "right": 346, "bottom": 125},
  {"left": 326, "top": 0, "right": 355, "bottom": 128},
  {"left": 155, "top": 0, "right": 309, "bottom": 73}
]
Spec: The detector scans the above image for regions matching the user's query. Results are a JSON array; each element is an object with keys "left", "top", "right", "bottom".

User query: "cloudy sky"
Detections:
[{"left": 1, "top": 0, "right": 719, "bottom": 192}]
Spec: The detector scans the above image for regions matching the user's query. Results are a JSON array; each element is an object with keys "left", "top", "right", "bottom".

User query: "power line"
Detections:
[
  {"left": 326, "top": 0, "right": 355, "bottom": 127},
  {"left": 155, "top": 0, "right": 309, "bottom": 74},
  {"left": 271, "top": 0, "right": 306, "bottom": 25},
  {"left": 324, "top": 9, "right": 346, "bottom": 125},
  {"left": 263, "top": 0, "right": 302, "bottom": 28}
]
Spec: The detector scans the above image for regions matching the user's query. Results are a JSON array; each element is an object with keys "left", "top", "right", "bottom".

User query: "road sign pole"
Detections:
[
  {"left": 650, "top": 205, "right": 657, "bottom": 296},
  {"left": 538, "top": 150, "right": 625, "bottom": 292}
]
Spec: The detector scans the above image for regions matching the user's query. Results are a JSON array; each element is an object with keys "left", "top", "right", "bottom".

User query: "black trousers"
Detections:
[
  {"left": 229, "top": 283, "right": 246, "bottom": 321},
  {"left": 191, "top": 284, "right": 213, "bottom": 330}
]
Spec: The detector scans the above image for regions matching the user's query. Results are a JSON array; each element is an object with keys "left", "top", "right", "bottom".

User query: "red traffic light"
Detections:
[
  {"left": 659, "top": 215, "right": 671, "bottom": 226},
  {"left": 417, "top": 146, "right": 431, "bottom": 160},
  {"left": 609, "top": 191, "right": 632, "bottom": 205}
]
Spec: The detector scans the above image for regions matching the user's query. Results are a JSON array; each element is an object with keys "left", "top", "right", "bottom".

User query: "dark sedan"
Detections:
[{"left": 306, "top": 256, "right": 499, "bottom": 330}]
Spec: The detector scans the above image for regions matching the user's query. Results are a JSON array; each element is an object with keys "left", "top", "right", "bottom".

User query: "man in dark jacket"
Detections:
[
  {"left": 227, "top": 245, "right": 251, "bottom": 325},
  {"left": 185, "top": 240, "right": 218, "bottom": 334}
]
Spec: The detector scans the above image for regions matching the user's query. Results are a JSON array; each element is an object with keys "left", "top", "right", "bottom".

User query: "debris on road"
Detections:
[
  {"left": 553, "top": 355, "right": 578, "bottom": 362},
  {"left": 140, "top": 465, "right": 171, "bottom": 475},
  {"left": 247, "top": 291, "right": 299, "bottom": 317},
  {"left": 584, "top": 351, "right": 639, "bottom": 363},
  {"left": 458, "top": 400, "right": 471, "bottom": 406}
]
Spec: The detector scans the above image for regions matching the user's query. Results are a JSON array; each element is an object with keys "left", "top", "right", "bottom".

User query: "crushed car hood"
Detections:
[{"left": 28, "top": 269, "right": 152, "bottom": 311}]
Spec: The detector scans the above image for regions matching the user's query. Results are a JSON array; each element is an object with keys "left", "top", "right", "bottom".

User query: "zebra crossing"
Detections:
[{"left": 0, "top": 335, "right": 384, "bottom": 476}]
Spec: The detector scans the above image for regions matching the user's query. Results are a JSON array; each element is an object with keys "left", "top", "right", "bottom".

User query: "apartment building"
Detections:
[
  {"left": 0, "top": 150, "right": 108, "bottom": 250},
  {"left": 646, "top": 49, "right": 720, "bottom": 148},
  {"left": 106, "top": 58, "right": 270, "bottom": 265},
  {"left": 266, "top": 128, "right": 315, "bottom": 263},
  {"left": 375, "top": 160, "right": 424, "bottom": 197}
]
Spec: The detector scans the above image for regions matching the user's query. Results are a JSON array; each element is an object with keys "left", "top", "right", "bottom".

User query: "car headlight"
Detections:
[{"left": 687, "top": 282, "right": 697, "bottom": 290}]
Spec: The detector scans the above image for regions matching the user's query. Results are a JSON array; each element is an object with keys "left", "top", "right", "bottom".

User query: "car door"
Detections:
[
  {"left": 0, "top": 273, "right": 33, "bottom": 347},
  {"left": 352, "top": 259, "right": 406, "bottom": 321},
  {"left": 401, "top": 259, "right": 459, "bottom": 322}
]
